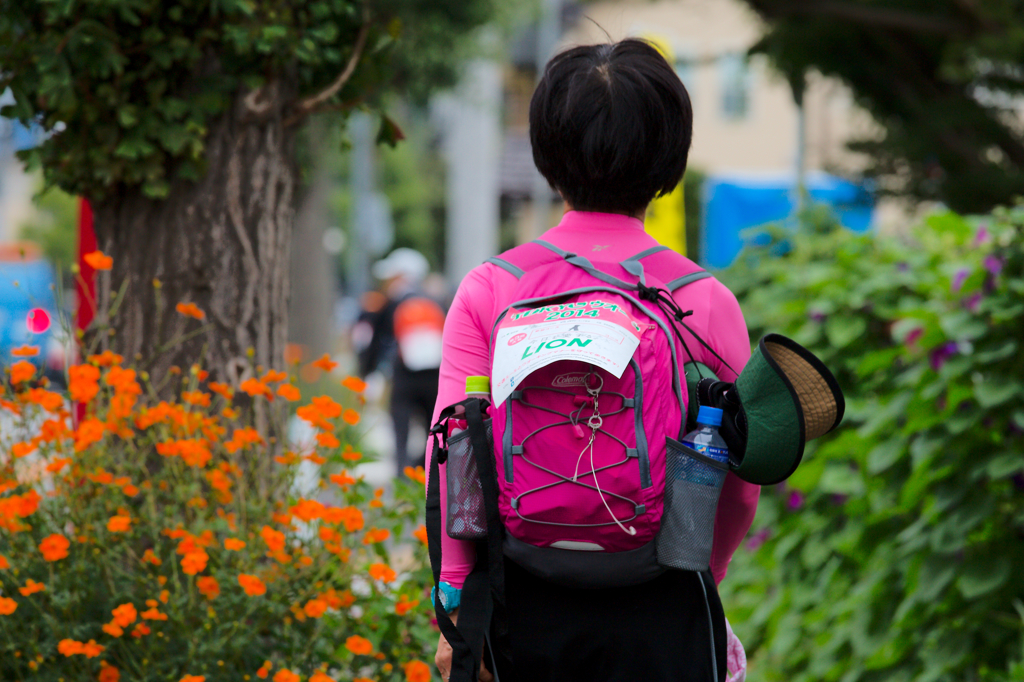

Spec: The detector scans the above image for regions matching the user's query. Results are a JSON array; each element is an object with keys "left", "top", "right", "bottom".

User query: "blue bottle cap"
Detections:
[{"left": 696, "top": 406, "right": 723, "bottom": 427}]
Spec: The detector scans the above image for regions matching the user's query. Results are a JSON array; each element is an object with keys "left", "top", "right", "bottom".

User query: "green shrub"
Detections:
[{"left": 718, "top": 204, "right": 1024, "bottom": 681}]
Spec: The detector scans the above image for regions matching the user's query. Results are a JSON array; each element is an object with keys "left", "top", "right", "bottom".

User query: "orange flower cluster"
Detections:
[
  {"left": 238, "top": 573, "right": 267, "bottom": 596},
  {"left": 224, "top": 537, "right": 246, "bottom": 551},
  {"left": 39, "top": 533, "right": 70, "bottom": 562},
  {"left": 102, "top": 602, "right": 138, "bottom": 637},
  {"left": 197, "top": 576, "right": 220, "bottom": 599},
  {"left": 345, "top": 635, "right": 374, "bottom": 655},
  {"left": 256, "top": 660, "right": 274, "bottom": 679},
  {"left": 180, "top": 676, "right": 206, "bottom": 682},
  {"left": 175, "top": 302, "right": 206, "bottom": 320},
  {"left": 58, "top": 638, "right": 105, "bottom": 658},
  {"left": 368, "top": 563, "right": 397, "bottom": 583},
  {"left": 413, "top": 525, "right": 429, "bottom": 545},
  {"left": 273, "top": 670, "right": 300, "bottom": 682},
  {"left": 404, "top": 465, "right": 427, "bottom": 485},
  {"left": 107, "top": 515, "right": 132, "bottom": 533},
  {"left": 19, "top": 579, "right": 45, "bottom": 596},
  {"left": 9, "top": 360, "right": 36, "bottom": 384},
  {"left": 363, "top": 528, "right": 390, "bottom": 545},
  {"left": 395, "top": 595, "right": 420, "bottom": 616},
  {"left": 0, "top": 597, "right": 16, "bottom": 615},
  {"left": 224, "top": 427, "right": 262, "bottom": 453},
  {"left": 0, "top": 489, "right": 40, "bottom": 532},
  {"left": 404, "top": 660, "right": 432, "bottom": 682},
  {"left": 11, "top": 344, "right": 39, "bottom": 357},
  {"left": 156, "top": 438, "right": 213, "bottom": 468},
  {"left": 83, "top": 250, "right": 113, "bottom": 270}
]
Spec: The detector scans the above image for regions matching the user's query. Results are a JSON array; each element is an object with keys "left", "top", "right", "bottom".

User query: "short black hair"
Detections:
[{"left": 529, "top": 39, "right": 693, "bottom": 215}]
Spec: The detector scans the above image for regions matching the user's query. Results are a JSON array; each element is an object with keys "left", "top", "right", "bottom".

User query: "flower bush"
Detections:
[
  {"left": 1, "top": 280, "right": 436, "bottom": 681},
  {"left": 718, "top": 205, "right": 1024, "bottom": 681}
]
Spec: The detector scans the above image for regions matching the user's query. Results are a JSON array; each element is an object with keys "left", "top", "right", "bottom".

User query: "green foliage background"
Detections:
[{"left": 718, "top": 205, "right": 1024, "bottom": 681}]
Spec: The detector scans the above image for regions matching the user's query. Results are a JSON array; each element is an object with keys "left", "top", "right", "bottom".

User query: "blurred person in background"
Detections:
[{"left": 352, "top": 248, "right": 445, "bottom": 474}]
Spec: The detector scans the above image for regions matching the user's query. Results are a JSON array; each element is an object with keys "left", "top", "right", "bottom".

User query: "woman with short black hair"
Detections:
[{"left": 429, "top": 39, "right": 759, "bottom": 682}]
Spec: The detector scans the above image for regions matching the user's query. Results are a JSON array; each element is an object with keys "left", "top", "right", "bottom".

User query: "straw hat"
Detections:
[{"left": 687, "top": 333, "right": 845, "bottom": 485}]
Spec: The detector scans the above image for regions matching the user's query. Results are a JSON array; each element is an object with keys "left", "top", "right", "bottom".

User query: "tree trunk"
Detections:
[{"left": 91, "top": 82, "right": 297, "bottom": 391}]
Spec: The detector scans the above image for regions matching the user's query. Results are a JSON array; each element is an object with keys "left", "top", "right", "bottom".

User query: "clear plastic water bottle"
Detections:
[
  {"left": 681, "top": 406, "right": 729, "bottom": 485},
  {"left": 450, "top": 376, "right": 490, "bottom": 437}
]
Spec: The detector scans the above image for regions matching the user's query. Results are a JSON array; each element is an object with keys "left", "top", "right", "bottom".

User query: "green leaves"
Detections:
[{"left": 718, "top": 206, "right": 1024, "bottom": 682}]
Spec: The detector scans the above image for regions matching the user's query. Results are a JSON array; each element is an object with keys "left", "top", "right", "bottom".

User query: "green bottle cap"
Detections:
[{"left": 465, "top": 376, "right": 490, "bottom": 395}]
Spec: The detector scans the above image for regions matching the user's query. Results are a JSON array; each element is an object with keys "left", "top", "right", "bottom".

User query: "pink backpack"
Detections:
[{"left": 444, "top": 240, "right": 729, "bottom": 588}]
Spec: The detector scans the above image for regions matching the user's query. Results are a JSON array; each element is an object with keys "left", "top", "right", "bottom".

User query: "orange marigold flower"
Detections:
[
  {"left": 179, "top": 676, "right": 206, "bottom": 682},
  {"left": 273, "top": 670, "right": 299, "bottom": 682},
  {"left": 311, "top": 395, "right": 342, "bottom": 418},
  {"left": 112, "top": 602, "right": 137, "bottom": 627},
  {"left": 181, "top": 550, "right": 209, "bottom": 575},
  {"left": 240, "top": 378, "right": 272, "bottom": 400},
  {"left": 413, "top": 525, "right": 428, "bottom": 545},
  {"left": 99, "top": 663, "right": 121, "bottom": 682},
  {"left": 10, "top": 360, "right": 36, "bottom": 384},
  {"left": 345, "top": 635, "right": 374, "bottom": 655},
  {"left": 404, "top": 465, "right": 427, "bottom": 485},
  {"left": 0, "top": 554, "right": 9, "bottom": 569},
  {"left": 355, "top": 678, "right": 376, "bottom": 682},
  {"left": 19, "top": 578, "right": 45, "bottom": 596},
  {"left": 160, "top": 589, "right": 170, "bottom": 603},
  {"left": 276, "top": 383, "right": 301, "bottom": 401},
  {"left": 260, "top": 525, "right": 286, "bottom": 552},
  {"left": 303, "top": 598, "right": 328, "bottom": 618},
  {"left": 11, "top": 345, "right": 39, "bottom": 357},
  {"left": 58, "top": 639, "right": 84, "bottom": 656},
  {"left": 0, "top": 597, "right": 17, "bottom": 615},
  {"left": 310, "top": 353, "right": 338, "bottom": 372},
  {"left": 238, "top": 573, "right": 267, "bottom": 596},
  {"left": 197, "top": 576, "right": 220, "bottom": 599},
  {"left": 395, "top": 596, "right": 420, "bottom": 616},
  {"left": 342, "top": 409, "right": 360, "bottom": 425},
  {"left": 324, "top": 505, "right": 364, "bottom": 532},
  {"left": 39, "top": 534, "right": 70, "bottom": 562},
  {"left": 368, "top": 563, "right": 397, "bottom": 583},
  {"left": 290, "top": 498, "right": 325, "bottom": 522},
  {"left": 209, "top": 382, "right": 234, "bottom": 400},
  {"left": 305, "top": 452, "right": 327, "bottom": 465},
  {"left": 107, "top": 515, "right": 132, "bottom": 533},
  {"left": 181, "top": 391, "right": 211, "bottom": 407},
  {"left": 341, "top": 375, "right": 367, "bottom": 393},
  {"left": 141, "top": 606, "right": 168, "bottom": 621},
  {"left": 224, "top": 537, "right": 246, "bottom": 551},
  {"left": 310, "top": 673, "right": 336, "bottom": 682},
  {"left": 316, "top": 431, "right": 340, "bottom": 448},
  {"left": 175, "top": 302, "right": 206, "bottom": 320},
  {"left": 141, "top": 549, "right": 162, "bottom": 566},
  {"left": 89, "top": 350, "right": 124, "bottom": 367},
  {"left": 122, "top": 484, "right": 140, "bottom": 496},
  {"left": 329, "top": 471, "right": 357, "bottom": 487},
  {"left": 274, "top": 451, "right": 298, "bottom": 465},
  {"left": 363, "top": 528, "right": 390, "bottom": 544},
  {"left": 83, "top": 250, "right": 113, "bottom": 270},
  {"left": 404, "top": 660, "right": 431, "bottom": 682},
  {"left": 131, "top": 622, "right": 151, "bottom": 637},
  {"left": 81, "top": 640, "right": 105, "bottom": 658},
  {"left": 102, "top": 621, "right": 124, "bottom": 637},
  {"left": 341, "top": 449, "right": 363, "bottom": 462},
  {"left": 68, "top": 364, "right": 101, "bottom": 402},
  {"left": 261, "top": 369, "right": 288, "bottom": 383},
  {"left": 74, "top": 418, "right": 106, "bottom": 452},
  {"left": 25, "top": 388, "right": 64, "bottom": 411},
  {"left": 11, "top": 441, "right": 36, "bottom": 458}
]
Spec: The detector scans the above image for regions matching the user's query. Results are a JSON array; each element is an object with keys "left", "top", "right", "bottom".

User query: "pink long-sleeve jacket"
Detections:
[{"left": 427, "top": 210, "right": 760, "bottom": 588}]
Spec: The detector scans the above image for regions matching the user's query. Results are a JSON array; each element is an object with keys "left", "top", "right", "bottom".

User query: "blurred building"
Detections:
[{"left": 498, "top": 0, "right": 882, "bottom": 253}]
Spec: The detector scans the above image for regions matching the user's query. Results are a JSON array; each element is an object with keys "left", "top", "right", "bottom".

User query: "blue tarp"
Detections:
[{"left": 700, "top": 172, "right": 874, "bottom": 269}]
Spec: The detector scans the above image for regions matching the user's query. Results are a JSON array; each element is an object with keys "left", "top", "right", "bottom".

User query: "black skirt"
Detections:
[{"left": 490, "top": 558, "right": 727, "bottom": 682}]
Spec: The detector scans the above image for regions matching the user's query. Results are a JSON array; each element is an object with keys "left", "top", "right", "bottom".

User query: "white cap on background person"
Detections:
[{"left": 371, "top": 248, "right": 429, "bottom": 285}]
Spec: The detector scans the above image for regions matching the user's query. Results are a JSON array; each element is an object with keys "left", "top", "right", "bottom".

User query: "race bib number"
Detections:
[{"left": 491, "top": 299, "right": 643, "bottom": 405}]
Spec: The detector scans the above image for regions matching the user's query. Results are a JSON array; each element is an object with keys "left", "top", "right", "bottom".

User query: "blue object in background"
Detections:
[
  {"left": 700, "top": 172, "right": 874, "bottom": 269},
  {"left": 0, "top": 259, "right": 60, "bottom": 364}
]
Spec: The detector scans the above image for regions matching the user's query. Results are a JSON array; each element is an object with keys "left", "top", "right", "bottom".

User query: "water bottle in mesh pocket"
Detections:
[
  {"left": 445, "top": 419, "right": 493, "bottom": 540},
  {"left": 656, "top": 437, "right": 728, "bottom": 571}
]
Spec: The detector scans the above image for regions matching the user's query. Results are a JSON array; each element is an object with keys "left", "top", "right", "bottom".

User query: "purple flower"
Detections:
[
  {"left": 974, "top": 226, "right": 989, "bottom": 246},
  {"left": 745, "top": 528, "right": 771, "bottom": 551},
  {"left": 951, "top": 269, "right": 970, "bottom": 292},
  {"left": 905, "top": 327, "right": 924, "bottom": 348},
  {"left": 929, "top": 342, "right": 959, "bottom": 371},
  {"left": 964, "top": 292, "right": 983, "bottom": 312},
  {"left": 808, "top": 310, "right": 827, "bottom": 323},
  {"left": 984, "top": 255, "right": 1003, "bottom": 276},
  {"left": 787, "top": 490, "right": 805, "bottom": 510}
]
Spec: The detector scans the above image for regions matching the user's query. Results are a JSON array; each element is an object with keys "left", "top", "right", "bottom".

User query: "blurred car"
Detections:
[{"left": 0, "top": 242, "right": 67, "bottom": 386}]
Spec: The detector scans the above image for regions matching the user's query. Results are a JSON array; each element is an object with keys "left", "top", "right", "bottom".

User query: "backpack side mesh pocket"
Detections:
[{"left": 445, "top": 419, "right": 493, "bottom": 540}]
